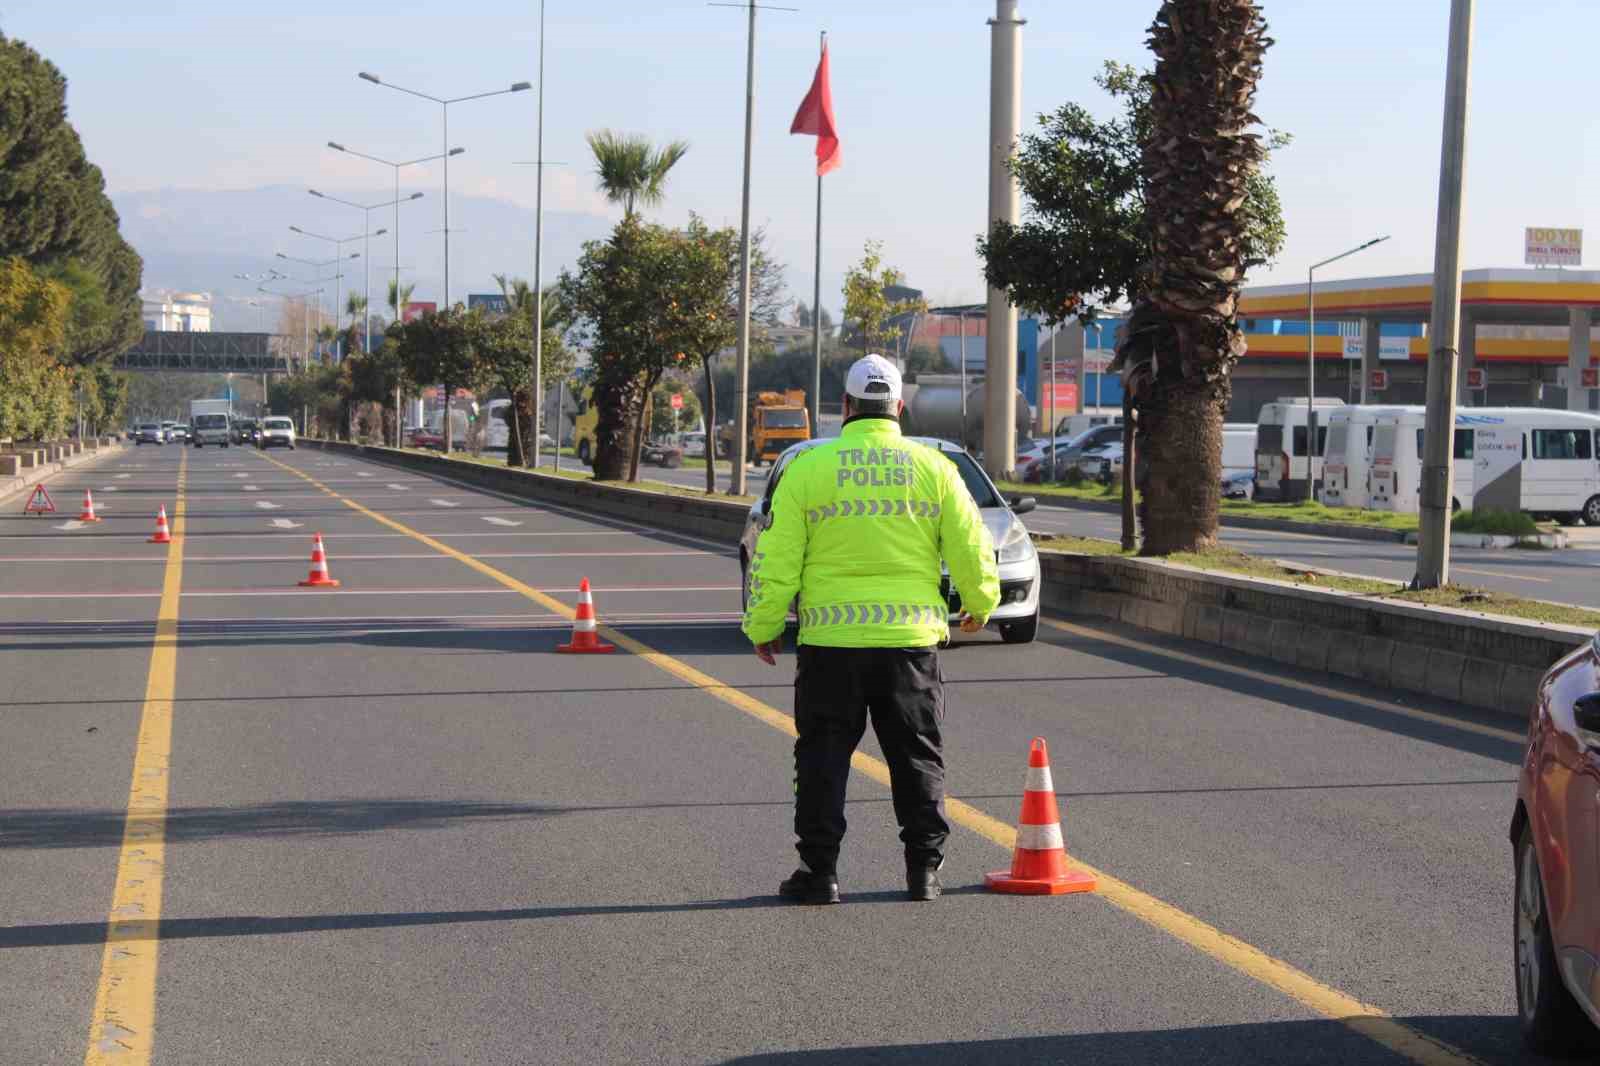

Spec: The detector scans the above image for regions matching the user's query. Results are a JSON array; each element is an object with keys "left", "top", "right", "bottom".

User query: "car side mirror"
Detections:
[
  {"left": 1010, "top": 496, "right": 1036, "bottom": 515},
  {"left": 1574, "top": 693, "right": 1600, "bottom": 736}
]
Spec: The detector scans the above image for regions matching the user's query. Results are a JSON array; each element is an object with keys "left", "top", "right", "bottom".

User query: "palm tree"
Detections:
[
  {"left": 1112, "top": 0, "right": 1271, "bottom": 555},
  {"left": 386, "top": 279, "right": 416, "bottom": 323},
  {"left": 345, "top": 293, "right": 367, "bottom": 329},
  {"left": 585, "top": 130, "right": 690, "bottom": 218}
]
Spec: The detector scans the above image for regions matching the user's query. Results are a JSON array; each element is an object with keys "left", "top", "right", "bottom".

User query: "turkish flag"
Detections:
[{"left": 790, "top": 43, "right": 840, "bottom": 176}]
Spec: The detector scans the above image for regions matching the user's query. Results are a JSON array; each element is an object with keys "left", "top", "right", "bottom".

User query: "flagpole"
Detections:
[{"left": 810, "top": 30, "right": 825, "bottom": 438}]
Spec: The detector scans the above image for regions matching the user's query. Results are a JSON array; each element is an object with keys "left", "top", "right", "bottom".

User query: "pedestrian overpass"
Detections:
[{"left": 112, "top": 330, "right": 300, "bottom": 374}]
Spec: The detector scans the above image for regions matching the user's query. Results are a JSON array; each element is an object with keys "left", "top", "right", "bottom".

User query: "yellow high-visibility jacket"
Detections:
[{"left": 741, "top": 417, "right": 1000, "bottom": 648}]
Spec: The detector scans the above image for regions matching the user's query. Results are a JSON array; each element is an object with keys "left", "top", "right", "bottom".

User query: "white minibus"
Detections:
[
  {"left": 1370, "top": 408, "right": 1600, "bottom": 523},
  {"left": 1318, "top": 406, "right": 1424, "bottom": 509},
  {"left": 1253, "top": 398, "right": 1346, "bottom": 501}
]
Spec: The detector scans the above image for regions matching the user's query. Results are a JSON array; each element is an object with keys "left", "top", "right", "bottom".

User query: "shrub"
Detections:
[{"left": 1453, "top": 508, "right": 1538, "bottom": 537}]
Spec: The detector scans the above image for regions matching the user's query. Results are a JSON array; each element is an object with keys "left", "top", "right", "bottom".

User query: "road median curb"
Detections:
[
  {"left": 1029, "top": 493, "right": 1412, "bottom": 543},
  {"left": 0, "top": 438, "right": 125, "bottom": 506}
]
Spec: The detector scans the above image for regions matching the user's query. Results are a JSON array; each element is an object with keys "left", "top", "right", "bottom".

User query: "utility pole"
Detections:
[
  {"left": 730, "top": 0, "right": 758, "bottom": 498},
  {"left": 1415, "top": 0, "right": 1474, "bottom": 589},
  {"left": 983, "top": 0, "right": 1024, "bottom": 481}
]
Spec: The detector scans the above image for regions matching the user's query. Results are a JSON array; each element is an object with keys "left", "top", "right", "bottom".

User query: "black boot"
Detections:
[
  {"left": 907, "top": 865, "right": 942, "bottom": 902},
  {"left": 779, "top": 868, "right": 840, "bottom": 905}
]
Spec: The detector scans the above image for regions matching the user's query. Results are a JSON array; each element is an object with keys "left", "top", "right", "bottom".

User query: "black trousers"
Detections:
[{"left": 793, "top": 645, "right": 948, "bottom": 875}]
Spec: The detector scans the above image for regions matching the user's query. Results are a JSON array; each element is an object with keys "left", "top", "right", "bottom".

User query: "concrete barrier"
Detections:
[{"left": 306, "top": 438, "right": 1590, "bottom": 721}]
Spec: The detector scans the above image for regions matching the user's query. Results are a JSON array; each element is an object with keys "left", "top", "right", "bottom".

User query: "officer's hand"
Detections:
[
  {"left": 958, "top": 612, "right": 984, "bottom": 634},
  {"left": 753, "top": 638, "right": 782, "bottom": 665}
]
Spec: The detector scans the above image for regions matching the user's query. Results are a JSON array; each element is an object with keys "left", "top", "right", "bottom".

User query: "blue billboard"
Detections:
[{"left": 467, "top": 293, "right": 510, "bottom": 315}]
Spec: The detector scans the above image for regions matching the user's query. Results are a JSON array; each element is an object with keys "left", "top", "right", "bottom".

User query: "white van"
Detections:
[
  {"left": 1253, "top": 398, "right": 1346, "bottom": 502},
  {"left": 1318, "top": 405, "right": 1424, "bottom": 509},
  {"left": 1221, "top": 423, "right": 1256, "bottom": 477},
  {"left": 1054, "top": 412, "right": 1122, "bottom": 440},
  {"left": 484, "top": 398, "right": 512, "bottom": 451},
  {"left": 1370, "top": 408, "right": 1600, "bottom": 523}
]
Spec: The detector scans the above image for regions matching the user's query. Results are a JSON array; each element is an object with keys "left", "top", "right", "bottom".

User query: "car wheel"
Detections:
[
  {"left": 1515, "top": 822, "right": 1589, "bottom": 1053},
  {"left": 1583, "top": 495, "right": 1600, "bottom": 527},
  {"left": 999, "top": 609, "right": 1039, "bottom": 645},
  {"left": 739, "top": 556, "right": 750, "bottom": 614},
  {"left": 666, "top": 453, "right": 682, "bottom": 469}
]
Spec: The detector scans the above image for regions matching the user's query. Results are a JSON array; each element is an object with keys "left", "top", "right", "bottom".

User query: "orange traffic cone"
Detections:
[
  {"left": 148, "top": 506, "right": 172, "bottom": 544},
  {"left": 78, "top": 489, "right": 102, "bottom": 523},
  {"left": 557, "top": 577, "right": 615, "bottom": 654},
  {"left": 985, "top": 737, "right": 1096, "bottom": 895},
  {"left": 297, "top": 532, "right": 341, "bottom": 588}
]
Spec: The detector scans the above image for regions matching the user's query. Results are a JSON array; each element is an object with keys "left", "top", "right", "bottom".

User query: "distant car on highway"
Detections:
[
  {"left": 169, "top": 424, "right": 190, "bottom": 443},
  {"left": 258, "top": 417, "right": 296, "bottom": 450},
  {"left": 681, "top": 432, "right": 708, "bottom": 459},
  {"left": 409, "top": 427, "right": 444, "bottom": 451},
  {"left": 738, "top": 437, "right": 1041, "bottom": 644},
  {"left": 135, "top": 423, "right": 164, "bottom": 446},
  {"left": 1511, "top": 632, "right": 1600, "bottom": 1053},
  {"left": 641, "top": 439, "right": 684, "bottom": 468},
  {"left": 1221, "top": 470, "right": 1255, "bottom": 500}
]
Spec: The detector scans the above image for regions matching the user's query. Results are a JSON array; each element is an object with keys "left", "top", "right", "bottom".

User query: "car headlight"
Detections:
[{"left": 997, "top": 521, "right": 1034, "bottom": 564}]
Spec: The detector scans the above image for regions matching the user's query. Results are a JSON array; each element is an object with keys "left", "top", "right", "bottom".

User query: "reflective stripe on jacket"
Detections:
[{"left": 741, "top": 418, "right": 1000, "bottom": 648}]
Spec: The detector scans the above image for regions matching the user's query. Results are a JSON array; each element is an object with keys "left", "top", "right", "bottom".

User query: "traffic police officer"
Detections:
[{"left": 742, "top": 353, "right": 1000, "bottom": 904}]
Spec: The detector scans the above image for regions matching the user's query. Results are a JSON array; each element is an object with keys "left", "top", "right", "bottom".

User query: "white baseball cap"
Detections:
[{"left": 844, "top": 353, "right": 903, "bottom": 403}]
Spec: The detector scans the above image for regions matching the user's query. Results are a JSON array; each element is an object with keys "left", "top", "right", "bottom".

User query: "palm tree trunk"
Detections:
[
  {"left": 1137, "top": 374, "right": 1226, "bottom": 554},
  {"left": 1113, "top": 0, "right": 1269, "bottom": 555}
]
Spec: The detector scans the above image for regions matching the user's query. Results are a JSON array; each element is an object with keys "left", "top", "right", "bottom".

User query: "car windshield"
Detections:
[
  {"left": 264, "top": 419, "right": 292, "bottom": 430},
  {"left": 763, "top": 409, "right": 807, "bottom": 429},
  {"left": 941, "top": 450, "right": 1003, "bottom": 509},
  {"left": 194, "top": 415, "right": 227, "bottom": 429}
]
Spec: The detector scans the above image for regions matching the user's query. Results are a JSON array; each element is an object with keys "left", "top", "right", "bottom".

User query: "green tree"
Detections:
[
  {"left": 0, "top": 257, "right": 68, "bottom": 440},
  {"left": 585, "top": 130, "right": 690, "bottom": 219},
  {"left": 386, "top": 279, "right": 416, "bottom": 322},
  {"left": 1112, "top": 3, "right": 1274, "bottom": 554},
  {"left": 841, "top": 241, "right": 925, "bottom": 355},
  {"left": 389, "top": 305, "right": 477, "bottom": 453},
  {"left": 978, "top": 59, "right": 1287, "bottom": 328},
  {"left": 0, "top": 34, "right": 143, "bottom": 363}
]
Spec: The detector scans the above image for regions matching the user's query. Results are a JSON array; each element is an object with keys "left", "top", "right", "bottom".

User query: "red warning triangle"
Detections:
[{"left": 23, "top": 484, "right": 55, "bottom": 515}]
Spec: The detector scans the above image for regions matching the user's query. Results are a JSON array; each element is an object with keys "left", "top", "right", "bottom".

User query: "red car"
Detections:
[
  {"left": 409, "top": 428, "right": 444, "bottom": 451},
  {"left": 1512, "top": 632, "right": 1600, "bottom": 1052}
]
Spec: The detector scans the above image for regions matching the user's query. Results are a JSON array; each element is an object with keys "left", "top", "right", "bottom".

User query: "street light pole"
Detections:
[
  {"left": 309, "top": 189, "right": 422, "bottom": 355},
  {"left": 1305, "top": 235, "right": 1389, "bottom": 501},
  {"left": 327, "top": 142, "right": 463, "bottom": 447},
  {"left": 289, "top": 227, "right": 371, "bottom": 361},
  {"left": 1415, "top": 0, "right": 1475, "bottom": 589},
  {"left": 358, "top": 73, "right": 531, "bottom": 310}
]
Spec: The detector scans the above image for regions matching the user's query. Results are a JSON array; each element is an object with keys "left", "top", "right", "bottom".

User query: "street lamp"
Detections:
[
  {"left": 286, "top": 228, "right": 373, "bottom": 362},
  {"left": 357, "top": 72, "right": 530, "bottom": 309},
  {"left": 275, "top": 252, "right": 354, "bottom": 362},
  {"left": 309, "top": 189, "right": 422, "bottom": 357},
  {"left": 1306, "top": 235, "right": 1390, "bottom": 501}
]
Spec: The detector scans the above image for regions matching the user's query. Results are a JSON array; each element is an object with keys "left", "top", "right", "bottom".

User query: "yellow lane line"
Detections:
[
  {"left": 260, "top": 450, "right": 1485, "bottom": 1066},
  {"left": 83, "top": 450, "right": 187, "bottom": 1065},
  {"left": 1041, "top": 617, "right": 1522, "bottom": 744}
]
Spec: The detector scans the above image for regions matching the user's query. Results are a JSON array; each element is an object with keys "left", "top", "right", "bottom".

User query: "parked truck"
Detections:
[
  {"left": 189, "top": 398, "right": 233, "bottom": 448},
  {"left": 718, "top": 389, "right": 810, "bottom": 465}
]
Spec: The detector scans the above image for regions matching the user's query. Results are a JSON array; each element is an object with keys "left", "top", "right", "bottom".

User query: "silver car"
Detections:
[
  {"left": 259, "top": 417, "right": 296, "bottom": 450},
  {"left": 738, "top": 437, "right": 1042, "bottom": 644}
]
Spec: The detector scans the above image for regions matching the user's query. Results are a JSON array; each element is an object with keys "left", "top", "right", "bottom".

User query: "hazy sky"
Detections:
[{"left": 5, "top": 1, "right": 1596, "bottom": 311}]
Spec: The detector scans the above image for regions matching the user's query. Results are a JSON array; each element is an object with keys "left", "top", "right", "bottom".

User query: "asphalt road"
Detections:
[
  {"left": 1021, "top": 501, "right": 1600, "bottom": 605},
  {"left": 0, "top": 442, "right": 1557, "bottom": 1065}
]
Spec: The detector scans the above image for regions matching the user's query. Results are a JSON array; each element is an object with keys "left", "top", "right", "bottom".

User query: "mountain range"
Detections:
[{"left": 111, "top": 184, "right": 615, "bottom": 331}]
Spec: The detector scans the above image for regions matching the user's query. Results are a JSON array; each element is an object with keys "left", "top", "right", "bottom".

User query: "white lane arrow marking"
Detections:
[
  {"left": 243, "top": 485, "right": 260, "bottom": 491},
  {"left": 387, "top": 484, "right": 407, "bottom": 491},
  {"left": 270, "top": 518, "right": 304, "bottom": 529},
  {"left": 482, "top": 516, "right": 522, "bottom": 527},
  {"left": 235, "top": 473, "right": 249, "bottom": 478},
  {"left": 55, "top": 520, "right": 86, "bottom": 531},
  {"left": 115, "top": 474, "right": 131, "bottom": 480},
  {"left": 430, "top": 499, "right": 460, "bottom": 508},
  {"left": 357, "top": 472, "right": 373, "bottom": 478},
  {"left": 255, "top": 500, "right": 281, "bottom": 510},
  {"left": 101, "top": 486, "right": 118, "bottom": 492}
]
